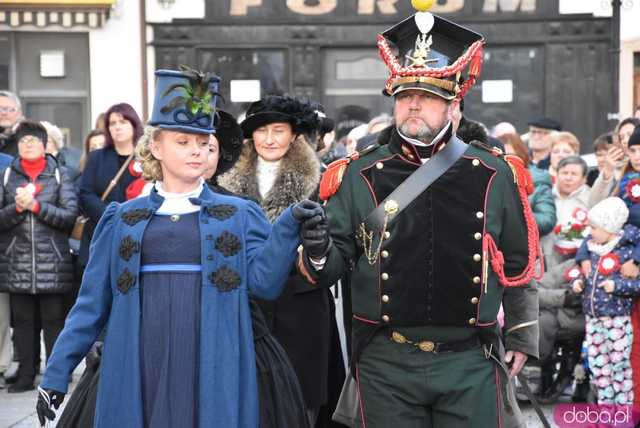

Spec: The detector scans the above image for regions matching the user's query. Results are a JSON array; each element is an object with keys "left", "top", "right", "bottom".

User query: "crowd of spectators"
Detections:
[
  {"left": 0, "top": 91, "right": 143, "bottom": 392},
  {"left": 2, "top": 85, "right": 640, "bottom": 407}
]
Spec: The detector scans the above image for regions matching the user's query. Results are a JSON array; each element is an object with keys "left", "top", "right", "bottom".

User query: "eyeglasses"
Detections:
[
  {"left": 0, "top": 106, "right": 18, "bottom": 113},
  {"left": 18, "top": 137, "right": 42, "bottom": 146}
]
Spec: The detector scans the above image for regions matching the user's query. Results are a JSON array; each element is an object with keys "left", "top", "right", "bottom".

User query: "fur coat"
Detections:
[
  {"left": 218, "top": 138, "right": 321, "bottom": 221},
  {"left": 218, "top": 137, "right": 335, "bottom": 410}
]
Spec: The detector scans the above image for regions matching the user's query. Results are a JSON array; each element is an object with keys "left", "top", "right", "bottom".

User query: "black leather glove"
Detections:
[
  {"left": 301, "top": 214, "right": 331, "bottom": 259},
  {"left": 563, "top": 289, "right": 583, "bottom": 309},
  {"left": 37, "top": 387, "right": 65, "bottom": 426},
  {"left": 291, "top": 199, "right": 324, "bottom": 222}
]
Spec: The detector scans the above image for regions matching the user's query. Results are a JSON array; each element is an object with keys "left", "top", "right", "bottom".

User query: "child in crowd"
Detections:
[
  {"left": 578, "top": 127, "right": 640, "bottom": 408},
  {"left": 572, "top": 197, "right": 640, "bottom": 405}
]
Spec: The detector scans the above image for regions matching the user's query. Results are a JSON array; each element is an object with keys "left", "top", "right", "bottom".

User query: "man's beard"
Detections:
[{"left": 399, "top": 119, "right": 444, "bottom": 144}]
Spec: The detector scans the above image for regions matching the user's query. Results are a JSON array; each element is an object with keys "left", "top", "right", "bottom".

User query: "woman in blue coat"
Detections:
[{"left": 36, "top": 67, "right": 324, "bottom": 428}]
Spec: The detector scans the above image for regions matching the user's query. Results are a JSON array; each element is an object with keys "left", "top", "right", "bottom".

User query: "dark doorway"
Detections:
[
  {"left": 465, "top": 45, "right": 545, "bottom": 134},
  {"left": 322, "top": 48, "right": 393, "bottom": 120}
]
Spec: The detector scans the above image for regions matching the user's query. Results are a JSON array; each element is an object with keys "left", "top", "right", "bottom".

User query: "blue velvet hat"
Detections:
[{"left": 149, "top": 66, "right": 222, "bottom": 135}]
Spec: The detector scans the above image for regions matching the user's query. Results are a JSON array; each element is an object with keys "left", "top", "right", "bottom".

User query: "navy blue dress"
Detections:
[
  {"left": 139, "top": 212, "right": 201, "bottom": 428},
  {"left": 56, "top": 208, "right": 308, "bottom": 428}
]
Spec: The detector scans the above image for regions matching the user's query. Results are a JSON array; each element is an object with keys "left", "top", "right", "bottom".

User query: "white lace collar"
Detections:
[{"left": 154, "top": 179, "right": 203, "bottom": 215}]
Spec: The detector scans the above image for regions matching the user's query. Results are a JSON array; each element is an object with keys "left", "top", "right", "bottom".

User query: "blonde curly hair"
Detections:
[{"left": 135, "top": 126, "right": 164, "bottom": 181}]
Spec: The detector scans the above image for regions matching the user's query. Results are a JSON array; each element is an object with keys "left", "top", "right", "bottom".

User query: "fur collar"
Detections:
[{"left": 217, "top": 138, "right": 320, "bottom": 222}]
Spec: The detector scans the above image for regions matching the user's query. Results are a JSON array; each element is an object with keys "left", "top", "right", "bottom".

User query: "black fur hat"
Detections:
[
  {"left": 241, "top": 95, "right": 320, "bottom": 138},
  {"left": 214, "top": 110, "right": 243, "bottom": 176},
  {"left": 13, "top": 120, "right": 47, "bottom": 147}
]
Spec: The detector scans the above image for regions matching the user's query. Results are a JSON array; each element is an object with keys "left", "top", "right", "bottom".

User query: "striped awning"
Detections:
[{"left": 0, "top": 0, "right": 115, "bottom": 28}]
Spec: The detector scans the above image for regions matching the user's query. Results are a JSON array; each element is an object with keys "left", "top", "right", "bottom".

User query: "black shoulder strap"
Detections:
[{"left": 363, "top": 135, "right": 467, "bottom": 233}]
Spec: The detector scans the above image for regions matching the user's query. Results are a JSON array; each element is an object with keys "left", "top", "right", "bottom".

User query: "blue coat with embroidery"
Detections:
[
  {"left": 41, "top": 185, "right": 301, "bottom": 427},
  {"left": 577, "top": 224, "right": 640, "bottom": 318}
]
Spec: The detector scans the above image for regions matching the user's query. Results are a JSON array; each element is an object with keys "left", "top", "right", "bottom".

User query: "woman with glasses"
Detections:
[{"left": 0, "top": 121, "right": 78, "bottom": 393}]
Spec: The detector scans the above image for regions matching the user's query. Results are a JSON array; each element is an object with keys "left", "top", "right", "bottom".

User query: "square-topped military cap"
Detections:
[{"left": 378, "top": 7, "right": 485, "bottom": 100}]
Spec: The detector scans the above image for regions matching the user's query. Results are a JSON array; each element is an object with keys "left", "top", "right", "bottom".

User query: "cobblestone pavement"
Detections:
[
  {"left": 521, "top": 401, "right": 561, "bottom": 428},
  {"left": 1, "top": 375, "right": 561, "bottom": 428},
  {"left": 0, "top": 361, "right": 84, "bottom": 428}
]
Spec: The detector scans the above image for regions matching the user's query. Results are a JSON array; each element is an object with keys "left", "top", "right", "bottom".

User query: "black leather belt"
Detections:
[{"left": 389, "top": 331, "right": 480, "bottom": 353}]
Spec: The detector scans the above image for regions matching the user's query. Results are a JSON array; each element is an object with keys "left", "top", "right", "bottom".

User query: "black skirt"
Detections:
[
  {"left": 252, "top": 299, "right": 309, "bottom": 428},
  {"left": 55, "top": 345, "right": 100, "bottom": 428},
  {"left": 56, "top": 303, "right": 309, "bottom": 428}
]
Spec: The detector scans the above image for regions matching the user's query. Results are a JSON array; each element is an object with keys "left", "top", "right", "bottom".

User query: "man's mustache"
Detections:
[{"left": 403, "top": 116, "right": 426, "bottom": 123}]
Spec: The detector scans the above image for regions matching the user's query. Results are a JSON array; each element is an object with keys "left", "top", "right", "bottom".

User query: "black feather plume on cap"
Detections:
[{"left": 214, "top": 110, "right": 243, "bottom": 176}]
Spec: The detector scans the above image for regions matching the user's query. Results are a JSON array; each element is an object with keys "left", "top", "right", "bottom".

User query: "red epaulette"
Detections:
[
  {"left": 319, "top": 140, "right": 382, "bottom": 201},
  {"left": 319, "top": 152, "right": 360, "bottom": 201}
]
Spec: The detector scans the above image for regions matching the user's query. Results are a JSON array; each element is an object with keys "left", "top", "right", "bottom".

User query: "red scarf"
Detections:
[
  {"left": 16, "top": 157, "right": 46, "bottom": 214},
  {"left": 20, "top": 157, "right": 46, "bottom": 182}
]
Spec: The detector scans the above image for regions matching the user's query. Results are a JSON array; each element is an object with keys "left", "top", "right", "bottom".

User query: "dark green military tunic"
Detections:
[
  {"left": 314, "top": 126, "right": 529, "bottom": 329},
  {"left": 303, "top": 126, "right": 539, "bottom": 427}
]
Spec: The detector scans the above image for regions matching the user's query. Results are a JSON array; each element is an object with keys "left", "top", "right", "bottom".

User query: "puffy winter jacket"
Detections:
[
  {"left": 529, "top": 165, "right": 556, "bottom": 236},
  {"left": 0, "top": 155, "right": 78, "bottom": 293},
  {"left": 578, "top": 224, "right": 640, "bottom": 317}
]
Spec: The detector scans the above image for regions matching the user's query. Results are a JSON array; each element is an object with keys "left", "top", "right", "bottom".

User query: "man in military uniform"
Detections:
[{"left": 297, "top": 5, "right": 540, "bottom": 427}]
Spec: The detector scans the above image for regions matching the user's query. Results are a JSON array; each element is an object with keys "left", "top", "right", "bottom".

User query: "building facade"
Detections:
[
  {"left": 2, "top": 0, "right": 635, "bottom": 148},
  {"left": 150, "top": 0, "right": 617, "bottom": 146},
  {"left": 0, "top": 0, "right": 144, "bottom": 149}
]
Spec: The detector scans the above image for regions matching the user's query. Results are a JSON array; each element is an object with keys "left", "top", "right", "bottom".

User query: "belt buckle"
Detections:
[
  {"left": 418, "top": 341, "right": 436, "bottom": 353},
  {"left": 391, "top": 331, "right": 407, "bottom": 344},
  {"left": 391, "top": 331, "right": 436, "bottom": 353}
]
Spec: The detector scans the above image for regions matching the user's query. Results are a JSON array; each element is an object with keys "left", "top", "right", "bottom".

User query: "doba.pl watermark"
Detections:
[{"left": 554, "top": 404, "right": 640, "bottom": 427}]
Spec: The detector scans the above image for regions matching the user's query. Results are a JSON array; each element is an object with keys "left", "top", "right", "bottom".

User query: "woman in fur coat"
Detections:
[{"left": 218, "top": 95, "right": 338, "bottom": 427}]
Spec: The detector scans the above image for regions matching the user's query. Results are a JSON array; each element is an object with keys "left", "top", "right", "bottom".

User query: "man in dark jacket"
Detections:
[
  {"left": 0, "top": 90, "right": 24, "bottom": 157},
  {"left": 0, "top": 151, "right": 11, "bottom": 387},
  {"left": 528, "top": 117, "right": 562, "bottom": 170},
  {"left": 0, "top": 153, "right": 11, "bottom": 170}
]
